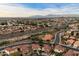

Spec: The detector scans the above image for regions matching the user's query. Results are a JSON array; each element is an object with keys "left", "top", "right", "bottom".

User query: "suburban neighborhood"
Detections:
[{"left": 0, "top": 17, "right": 79, "bottom": 56}]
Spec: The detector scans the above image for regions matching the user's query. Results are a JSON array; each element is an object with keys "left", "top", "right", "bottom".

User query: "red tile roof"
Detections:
[
  {"left": 32, "top": 44, "right": 41, "bottom": 50},
  {"left": 69, "top": 36, "right": 76, "bottom": 40},
  {"left": 66, "top": 39, "right": 75, "bottom": 45},
  {"left": 17, "top": 44, "right": 30, "bottom": 53},
  {"left": 42, "top": 34, "right": 53, "bottom": 41},
  {"left": 54, "top": 45, "right": 65, "bottom": 52},
  {"left": 73, "top": 50, "right": 79, "bottom": 55},
  {"left": 4, "top": 47, "right": 17, "bottom": 52},
  {"left": 64, "top": 50, "right": 74, "bottom": 56},
  {"left": 42, "top": 44, "right": 51, "bottom": 53},
  {"left": 74, "top": 41, "right": 79, "bottom": 47},
  {"left": 64, "top": 49, "right": 79, "bottom": 56}
]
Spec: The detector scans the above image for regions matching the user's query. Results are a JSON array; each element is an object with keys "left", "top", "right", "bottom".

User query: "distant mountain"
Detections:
[
  {"left": 28, "top": 14, "right": 79, "bottom": 18},
  {"left": 45, "top": 14, "right": 62, "bottom": 17},
  {"left": 28, "top": 14, "right": 61, "bottom": 18},
  {"left": 28, "top": 15, "right": 45, "bottom": 18}
]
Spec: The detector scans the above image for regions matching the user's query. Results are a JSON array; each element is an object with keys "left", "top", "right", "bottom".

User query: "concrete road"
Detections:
[
  {"left": 53, "top": 32, "right": 61, "bottom": 45},
  {"left": 0, "top": 39, "right": 32, "bottom": 50}
]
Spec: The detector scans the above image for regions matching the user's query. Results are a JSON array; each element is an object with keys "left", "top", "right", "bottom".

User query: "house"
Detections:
[
  {"left": 17, "top": 44, "right": 30, "bottom": 54},
  {"left": 4, "top": 47, "right": 18, "bottom": 55},
  {"left": 69, "top": 36, "right": 76, "bottom": 40},
  {"left": 32, "top": 44, "right": 41, "bottom": 50},
  {"left": 31, "top": 44, "right": 41, "bottom": 55},
  {"left": 42, "top": 34, "right": 54, "bottom": 41},
  {"left": 69, "top": 24, "right": 77, "bottom": 29},
  {"left": 63, "top": 35, "right": 69, "bottom": 39},
  {"left": 64, "top": 49, "right": 79, "bottom": 56},
  {"left": 73, "top": 41, "right": 79, "bottom": 48},
  {"left": 54, "top": 45, "right": 65, "bottom": 53},
  {"left": 63, "top": 32, "right": 69, "bottom": 39},
  {"left": 64, "top": 50, "right": 75, "bottom": 56},
  {"left": 66, "top": 38, "right": 75, "bottom": 45},
  {"left": 66, "top": 30, "right": 72, "bottom": 34},
  {"left": 73, "top": 50, "right": 79, "bottom": 56},
  {"left": 42, "top": 44, "right": 51, "bottom": 53},
  {"left": 42, "top": 44, "right": 52, "bottom": 56}
]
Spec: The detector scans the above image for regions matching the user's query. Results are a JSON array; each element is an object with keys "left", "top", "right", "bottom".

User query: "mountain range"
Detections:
[{"left": 28, "top": 14, "right": 79, "bottom": 18}]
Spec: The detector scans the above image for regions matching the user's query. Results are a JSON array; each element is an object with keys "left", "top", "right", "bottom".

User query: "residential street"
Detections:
[{"left": 54, "top": 31, "right": 79, "bottom": 51}]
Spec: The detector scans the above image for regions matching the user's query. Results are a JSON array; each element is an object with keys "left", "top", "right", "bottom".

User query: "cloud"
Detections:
[{"left": 0, "top": 4, "right": 79, "bottom": 17}]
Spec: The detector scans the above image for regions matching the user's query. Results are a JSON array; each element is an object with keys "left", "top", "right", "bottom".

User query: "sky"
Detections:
[{"left": 0, "top": 3, "right": 79, "bottom": 17}]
